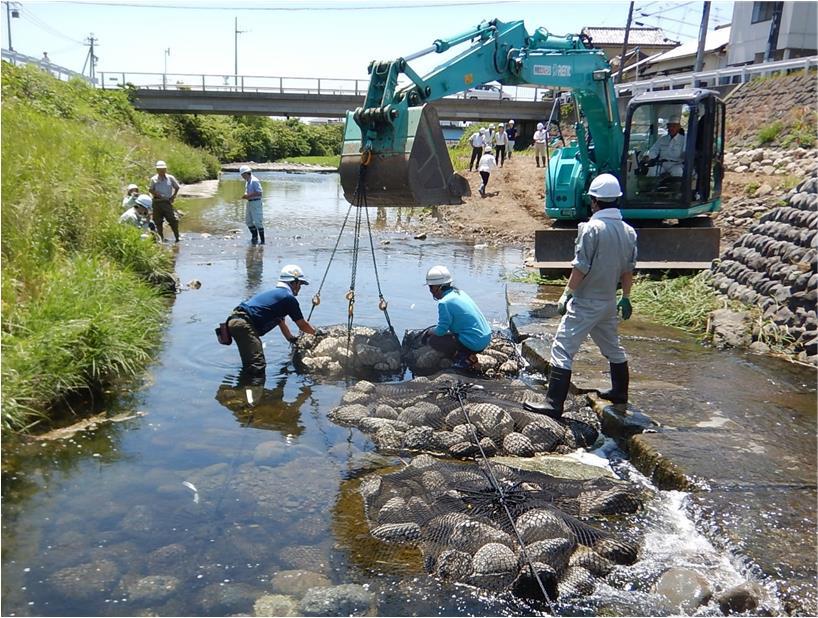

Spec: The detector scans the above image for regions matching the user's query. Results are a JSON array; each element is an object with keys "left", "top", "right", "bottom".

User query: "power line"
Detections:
[
  {"left": 19, "top": 6, "right": 84, "bottom": 44},
  {"left": 62, "top": 0, "right": 521, "bottom": 10}
]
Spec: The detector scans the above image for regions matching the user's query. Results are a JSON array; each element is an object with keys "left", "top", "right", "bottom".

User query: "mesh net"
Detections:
[
  {"left": 402, "top": 329, "right": 525, "bottom": 377},
  {"left": 359, "top": 455, "right": 642, "bottom": 601},
  {"left": 294, "top": 325, "right": 402, "bottom": 376},
  {"left": 329, "top": 374, "right": 600, "bottom": 459}
]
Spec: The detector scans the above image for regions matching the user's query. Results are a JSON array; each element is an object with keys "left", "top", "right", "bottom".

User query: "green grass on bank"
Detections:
[
  {"left": 280, "top": 155, "right": 340, "bottom": 167},
  {"left": 0, "top": 64, "right": 220, "bottom": 432}
]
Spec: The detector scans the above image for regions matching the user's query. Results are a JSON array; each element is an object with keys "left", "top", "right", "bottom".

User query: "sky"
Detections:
[{"left": 3, "top": 0, "right": 735, "bottom": 84}]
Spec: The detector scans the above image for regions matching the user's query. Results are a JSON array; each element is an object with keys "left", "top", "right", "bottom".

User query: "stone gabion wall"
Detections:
[
  {"left": 711, "top": 173, "right": 818, "bottom": 364},
  {"left": 723, "top": 147, "right": 817, "bottom": 178}
]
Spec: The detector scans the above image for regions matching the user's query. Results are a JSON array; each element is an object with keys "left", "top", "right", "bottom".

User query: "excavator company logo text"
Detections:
[{"left": 533, "top": 64, "right": 572, "bottom": 77}]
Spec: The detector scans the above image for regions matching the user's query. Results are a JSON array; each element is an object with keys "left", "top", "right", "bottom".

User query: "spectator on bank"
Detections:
[
  {"left": 121, "top": 184, "right": 139, "bottom": 210},
  {"left": 468, "top": 128, "right": 485, "bottom": 172},
  {"left": 533, "top": 122, "right": 547, "bottom": 168},
  {"left": 119, "top": 194, "right": 154, "bottom": 232},
  {"left": 493, "top": 122, "right": 507, "bottom": 167},
  {"left": 149, "top": 160, "right": 181, "bottom": 243},
  {"left": 505, "top": 119, "right": 517, "bottom": 159},
  {"left": 477, "top": 146, "right": 497, "bottom": 197}
]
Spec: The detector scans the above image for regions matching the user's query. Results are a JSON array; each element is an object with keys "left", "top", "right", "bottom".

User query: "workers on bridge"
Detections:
[
  {"left": 526, "top": 174, "right": 637, "bottom": 419},
  {"left": 149, "top": 160, "right": 181, "bottom": 243},
  {"left": 422, "top": 265, "right": 492, "bottom": 370},
  {"left": 226, "top": 264, "right": 316, "bottom": 377},
  {"left": 240, "top": 165, "right": 265, "bottom": 245},
  {"left": 645, "top": 115, "right": 685, "bottom": 177}
]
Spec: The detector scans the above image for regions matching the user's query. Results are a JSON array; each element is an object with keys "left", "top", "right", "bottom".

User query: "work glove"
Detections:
[
  {"left": 287, "top": 336, "right": 299, "bottom": 344},
  {"left": 617, "top": 296, "right": 632, "bottom": 320},
  {"left": 557, "top": 290, "right": 573, "bottom": 316}
]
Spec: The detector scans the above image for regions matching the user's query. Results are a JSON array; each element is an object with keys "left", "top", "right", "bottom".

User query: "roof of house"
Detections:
[
  {"left": 647, "top": 26, "right": 731, "bottom": 63},
  {"left": 581, "top": 26, "right": 679, "bottom": 47}
]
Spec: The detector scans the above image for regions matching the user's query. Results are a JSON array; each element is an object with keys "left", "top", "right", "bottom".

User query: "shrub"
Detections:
[{"left": 756, "top": 121, "right": 783, "bottom": 146}]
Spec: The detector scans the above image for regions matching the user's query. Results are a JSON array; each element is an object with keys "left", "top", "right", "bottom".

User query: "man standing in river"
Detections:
[
  {"left": 227, "top": 264, "right": 316, "bottom": 377},
  {"left": 149, "top": 160, "right": 181, "bottom": 243},
  {"left": 525, "top": 174, "right": 637, "bottom": 419},
  {"left": 240, "top": 165, "right": 265, "bottom": 245}
]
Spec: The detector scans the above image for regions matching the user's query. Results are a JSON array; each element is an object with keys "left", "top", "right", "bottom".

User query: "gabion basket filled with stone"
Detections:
[
  {"left": 402, "top": 329, "right": 524, "bottom": 377},
  {"left": 359, "top": 454, "right": 642, "bottom": 601},
  {"left": 328, "top": 374, "right": 600, "bottom": 459},
  {"left": 294, "top": 324, "right": 402, "bottom": 376}
]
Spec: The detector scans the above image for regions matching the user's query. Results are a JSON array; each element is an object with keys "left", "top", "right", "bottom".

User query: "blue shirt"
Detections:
[
  {"left": 434, "top": 287, "right": 492, "bottom": 352},
  {"left": 238, "top": 283, "right": 303, "bottom": 336},
  {"left": 245, "top": 175, "right": 262, "bottom": 200}
]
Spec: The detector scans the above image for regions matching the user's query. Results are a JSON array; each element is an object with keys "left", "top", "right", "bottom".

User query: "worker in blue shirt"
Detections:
[
  {"left": 227, "top": 264, "right": 316, "bottom": 375},
  {"left": 240, "top": 165, "right": 265, "bottom": 245},
  {"left": 422, "top": 265, "right": 492, "bottom": 369}
]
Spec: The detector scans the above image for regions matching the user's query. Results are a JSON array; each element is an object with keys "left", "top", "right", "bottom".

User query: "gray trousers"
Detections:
[
  {"left": 550, "top": 297, "right": 627, "bottom": 370},
  {"left": 228, "top": 315, "right": 266, "bottom": 374}
]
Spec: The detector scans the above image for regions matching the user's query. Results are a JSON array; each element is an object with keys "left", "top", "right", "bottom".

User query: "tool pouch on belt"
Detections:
[{"left": 215, "top": 322, "right": 232, "bottom": 345}]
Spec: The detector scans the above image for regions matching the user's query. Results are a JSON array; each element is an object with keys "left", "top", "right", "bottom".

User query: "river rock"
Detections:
[
  {"left": 253, "top": 440, "right": 288, "bottom": 466},
  {"left": 199, "top": 582, "right": 261, "bottom": 614},
  {"left": 50, "top": 559, "right": 120, "bottom": 601},
  {"left": 277, "top": 544, "right": 331, "bottom": 573},
  {"left": 715, "top": 582, "right": 762, "bottom": 614},
  {"left": 126, "top": 575, "right": 181, "bottom": 603},
  {"left": 254, "top": 593, "right": 300, "bottom": 617},
  {"left": 294, "top": 325, "right": 402, "bottom": 376},
  {"left": 270, "top": 569, "right": 332, "bottom": 597},
  {"left": 402, "top": 329, "right": 523, "bottom": 377},
  {"left": 653, "top": 567, "right": 713, "bottom": 612},
  {"left": 299, "top": 583, "right": 376, "bottom": 617}
]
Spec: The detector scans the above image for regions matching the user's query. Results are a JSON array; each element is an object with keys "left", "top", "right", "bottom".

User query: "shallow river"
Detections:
[{"left": 0, "top": 172, "right": 799, "bottom": 616}]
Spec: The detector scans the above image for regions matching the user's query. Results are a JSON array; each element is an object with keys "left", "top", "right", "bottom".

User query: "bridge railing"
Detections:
[
  {"left": 616, "top": 55, "right": 818, "bottom": 95},
  {"left": 2, "top": 48, "right": 92, "bottom": 83}
]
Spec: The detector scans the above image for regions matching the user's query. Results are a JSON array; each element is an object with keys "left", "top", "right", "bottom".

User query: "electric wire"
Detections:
[
  {"left": 18, "top": 6, "right": 85, "bottom": 45},
  {"left": 62, "top": 0, "right": 521, "bottom": 11}
]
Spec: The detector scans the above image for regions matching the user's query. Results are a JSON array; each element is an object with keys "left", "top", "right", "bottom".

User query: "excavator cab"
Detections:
[{"left": 621, "top": 89, "right": 726, "bottom": 218}]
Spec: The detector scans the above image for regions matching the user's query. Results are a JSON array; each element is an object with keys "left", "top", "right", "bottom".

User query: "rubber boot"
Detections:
[
  {"left": 249, "top": 226, "right": 258, "bottom": 245},
  {"left": 524, "top": 366, "right": 572, "bottom": 419},
  {"left": 598, "top": 361, "right": 629, "bottom": 405},
  {"left": 258, "top": 228, "right": 265, "bottom": 245}
]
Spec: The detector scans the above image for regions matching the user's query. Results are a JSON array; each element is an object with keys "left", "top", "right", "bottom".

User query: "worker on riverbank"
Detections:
[
  {"left": 121, "top": 184, "right": 139, "bottom": 210},
  {"left": 644, "top": 115, "right": 685, "bottom": 177},
  {"left": 525, "top": 174, "right": 636, "bottom": 419},
  {"left": 505, "top": 119, "right": 517, "bottom": 159},
  {"left": 226, "top": 264, "right": 316, "bottom": 376},
  {"left": 422, "top": 265, "right": 492, "bottom": 370},
  {"left": 240, "top": 165, "right": 265, "bottom": 245},
  {"left": 468, "top": 128, "right": 486, "bottom": 172},
  {"left": 493, "top": 122, "right": 507, "bottom": 167},
  {"left": 149, "top": 160, "right": 181, "bottom": 243},
  {"left": 118, "top": 194, "right": 153, "bottom": 229},
  {"left": 533, "top": 122, "right": 547, "bottom": 168},
  {"left": 477, "top": 146, "right": 497, "bottom": 197}
]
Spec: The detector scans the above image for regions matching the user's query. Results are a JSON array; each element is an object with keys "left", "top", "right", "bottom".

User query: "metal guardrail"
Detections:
[
  {"left": 616, "top": 55, "right": 818, "bottom": 94},
  {"left": 2, "top": 48, "right": 91, "bottom": 83}
]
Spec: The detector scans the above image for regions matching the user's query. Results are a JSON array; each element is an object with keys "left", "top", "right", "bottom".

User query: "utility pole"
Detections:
[
  {"left": 694, "top": 1, "right": 711, "bottom": 75},
  {"left": 234, "top": 17, "right": 247, "bottom": 89},
  {"left": 5, "top": 1, "right": 20, "bottom": 52},
  {"left": 617, "top": 1, "right": 635, "bottom": 83},
  {"left": 164, "top": 47, "right": 170, "bottom": 74},
  {"left": 82, "top": 33, "right": 98, "bottom": 84}
]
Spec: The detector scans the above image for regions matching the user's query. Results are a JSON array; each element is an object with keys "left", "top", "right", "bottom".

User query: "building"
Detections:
[
  {"left": 581, "top": 26, "right": 679, "bottom": 73},
  {"left": 727, "top": 1, "right": 817, "bottom": 65},
  {"left": 637, "top": 26, "right": 732, "bottom": 79}
]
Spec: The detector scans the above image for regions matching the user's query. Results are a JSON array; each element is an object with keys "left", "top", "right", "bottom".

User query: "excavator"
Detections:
[{"left": 338, "top": 18, "right": 725, "bottom": 270}]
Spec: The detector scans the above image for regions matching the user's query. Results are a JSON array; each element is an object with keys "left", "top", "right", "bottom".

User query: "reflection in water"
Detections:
[
  {"left": 214, "top": 369, "right": 309, "bottom": 437},
  {"left": 244, "top": 245, "right": 264, "bottom": 292}
]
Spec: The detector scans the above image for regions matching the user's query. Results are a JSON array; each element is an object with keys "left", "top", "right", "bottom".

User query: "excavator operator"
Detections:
[{"left": 643, "top": 115, "right": 685, "bottom": 177}]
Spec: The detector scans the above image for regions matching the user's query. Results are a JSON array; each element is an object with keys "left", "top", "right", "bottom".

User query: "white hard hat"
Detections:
[
  {"left": 668, "top": 115, "right": 681, "bottom": 124},
  {"left": 155, "top": 160, "right": 167, "bottom": 168},
  {"left": 588, "top": 173, "right": 622, "bottom": 201},
  {"left": 425, "top": 265, "right": 452, "bottom": 286},
  {"left": 479, "top": 128, "right": 486, "bottom": 134},
  {"left": 537, "top": 122, "right": 544, "bottom": 130},
  {"left": 239, "top": 165, "right": 252, "bottom": 175},
  {"left": 484, "top": 146, "right": 493, "bottom": 154},
  {"left": 135, "top": 194, "right": 153, "bottom": 209},
  {"left": 508, "top": 119, "right": 515, "bottom": 125},
  {"left": 498, "top": 123, "right": 504, "bottom": 128},
  {"left": 279, "top": 264, "right": 309, "bottom": 285},
  {"left": 127, "top": 183, "right": 138, "bottom": 192}
]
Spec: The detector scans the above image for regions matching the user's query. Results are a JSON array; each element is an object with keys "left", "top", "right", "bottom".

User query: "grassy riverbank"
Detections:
[{"left": 1, "top": 63, "right": 219, "bottom": 432}]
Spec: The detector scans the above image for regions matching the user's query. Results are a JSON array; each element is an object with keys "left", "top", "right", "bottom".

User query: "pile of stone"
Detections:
[
  {"left": 723, "top": 147, "right": 817, "bottom": 177},
  {"left": 710, "top": 173, "right": 817, "bottom": 364},
  {"left": 293, "top": 325, "right": 402, "bottom": 375},
  {"left": 359, "top": 455, "right": 641, "bottom": 599},
  {"left": 402, "top": 329, "right": 524, "bottom": 377},
  {"left": 328, "top": 374, "right": 600, "bottom": 459}
]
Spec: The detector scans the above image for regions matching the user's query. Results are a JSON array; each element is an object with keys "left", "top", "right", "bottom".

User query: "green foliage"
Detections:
[
  {"left": 280, "top": 155, "right": 341, "bottom": 167},
  {"left": 756, "top": 121, "right": 783, "bottom": 146},
  {"left": 779, "top": 106, "right": 817, "bottom": 149},
  {"left": 744, "top": 181, "right": 760, "bottom": 196},
  {"left": 629, "top": 272, "right": 723, "bottom": 334},
  {"left": 503, "top": 268, "right": 567, "bottom": 286}
]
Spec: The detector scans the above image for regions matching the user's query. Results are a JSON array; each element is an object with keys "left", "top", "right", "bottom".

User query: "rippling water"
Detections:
[{"left": 0, "top": 172, "right": 787, "bottom": 616}]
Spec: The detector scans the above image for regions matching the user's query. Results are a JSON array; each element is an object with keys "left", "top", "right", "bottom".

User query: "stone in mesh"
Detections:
[
  {"left": 360, "top": 456, "right": 642, "bottom": 600},
  {"left": 402, "top": 329, "right": 525, "bottom": 377},
  {"left": 294, "top": 324, "right": 402, "bottom": 376},
  {"left": 328, "top": 375, "right": 600, "bottom": 459}
]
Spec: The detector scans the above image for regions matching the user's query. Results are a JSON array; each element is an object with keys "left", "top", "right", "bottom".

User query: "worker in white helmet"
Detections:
[
  {"left": 493, "top": 122, "right": 507, "bottom": 166},
  {"left": 149, "top": 160, "right": 181, "bottom": 242},
  {"left": 226, "top": 264, "right": 316, "bottom": 376},
  {"left": 525, "top": 173, "right": 637, "bottom": 419},
  {"left": 505, "top": 119, "right": 517, "bottom": 159},
  {"left": 118, "top": 194, "right": 153, "bottom": 229},
  {"left": 239, "top": 165, "right": 265, "bottom": 245},
  {"left": 422, "top": 265, "right": 492, "bottom": 370},
  {"left": 121, "top": 183, "right": 140, "bottom": 210},
  {"left": 644, "top": 115, "right": 685, "bottom": 177},
  {"left": 533, "top": 122, "right": 547, "bottom": 168}
]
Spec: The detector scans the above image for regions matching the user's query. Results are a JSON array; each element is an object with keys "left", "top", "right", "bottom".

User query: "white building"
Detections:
[
  {"left": 638, "top": 26, "right": 731, "bottom": 79},
  {"left": 727, "top": 1, "right": 817, "bottom": 66}
]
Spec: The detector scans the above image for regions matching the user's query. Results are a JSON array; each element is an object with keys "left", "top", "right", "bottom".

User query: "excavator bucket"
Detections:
[{"left": 339, "top": 105, "right": 469, "bottom": 207}]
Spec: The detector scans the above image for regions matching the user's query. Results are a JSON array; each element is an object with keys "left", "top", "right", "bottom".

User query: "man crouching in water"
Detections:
[{"left": 422, "top": 265, "right": 492, "bottom": 370}]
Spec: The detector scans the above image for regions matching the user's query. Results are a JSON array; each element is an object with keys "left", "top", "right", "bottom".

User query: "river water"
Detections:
[{"left": 0, "top": 172, "right": 800, "bottom": 616}]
